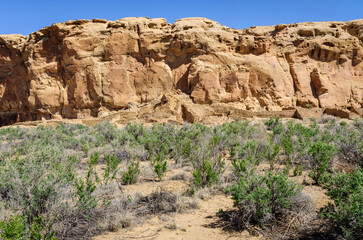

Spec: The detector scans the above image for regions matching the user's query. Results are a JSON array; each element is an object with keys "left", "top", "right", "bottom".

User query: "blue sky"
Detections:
[{"left": 1, "top": 0, "right": 362, "bottom": 35}]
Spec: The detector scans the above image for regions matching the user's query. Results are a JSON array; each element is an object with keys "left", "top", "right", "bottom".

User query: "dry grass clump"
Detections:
[
  {"left": 135, "top": 187, "right": 199, "bottom": 215},
  {"left": 97, "top": 193, "right": 140, "bottom": 232},
  {"left": 215, "top": 191, "right": 315, "bottom": 239},
  {"left": 194, "top": 186, "right": 222, "bottom": 200},
  {"left": 271, "top": 192, "right": 316, "bottom": 238},
  {"left": 160, "top": 215, "right": 178, "bottom": 230},
  {"left": 317, "top": 114, "right": 337, "bottom": 124},
  {"left": 170, "top": 171, "right": 190, "bottom": 181},
  {"left": 52, "top": 191, "right": 141, "bottom": 239}
]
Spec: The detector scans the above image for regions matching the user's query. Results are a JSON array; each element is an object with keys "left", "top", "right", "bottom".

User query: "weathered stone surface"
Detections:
[
  {"left": 294, "top": 107, "right": 324, "bottom": 120},
  {"left": 0, "top": 18, "right": 362, "bottom": 126}
]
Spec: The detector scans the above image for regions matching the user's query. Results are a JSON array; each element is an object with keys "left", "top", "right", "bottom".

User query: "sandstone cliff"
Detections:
[{"left": 0, "top": 17, "right": 362, "bottom": 126}]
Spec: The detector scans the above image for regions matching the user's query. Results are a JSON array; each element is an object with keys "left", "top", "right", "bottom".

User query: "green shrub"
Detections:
[
  {"left": 0, "top": 153, "right": 66, "bottom": 224},
  {"left": 89, "top": 152, "right": 100, "bottom": 167},
  {"left": 293, "top": 165, "right": 303, "bottom": 176},
  {"left": 172, "top": 123, "right": 211, "bottom": 163},
  {"left": 0, "top": 145, "right": 79, "bottom": 238},
  {"left": 281, "top": 121, "right": 320, "bottom": 175},
  {"left": 230, "top": 140, "right": 267, "bottom": 165},
  {"left": 287, "top": 121, "right": 319, "bottom": 139},
  {"left": 103, "top": 154, "right": 121, "bottom": 184},
  {"left": 93, "top": 121, "right": 118, "bottom": 142},
  {"left": 153, "top": 158, "right": 167, "bottom": 181},
  {"left": 353, "top": 118, "right": 363, "bottom": 130},
  {"left": 340, "top": 121, "right": 347, "bottom": 127},
  {"left": 74, "top": 167, "right": 99, "bottom": 213},
  {"left": 265, "top": 117, "right": 284, "bottom": 135},
  {"left": 216, "top": 120, "right": 261, "bottom": 145},
  {"left": 150, "top": 145, "right": 168, "bottom": 181},
  {"left": 281, "top": 133, "right": 293, "bottom": 174},
  {"left": 231, "top": 158, "right": 255, "bottom": 179},
  {"left": 295, "top": 137, "right": 312, "bottom": 160},
  {"left": 28, "top": 215, "right": 57, "bottom": 240},
  {"left": 22, "top": 175, "right": 58, "bottom": 223},
  {"left": 230, "top": 140, "right": 267, "bottom": 178},
  {"left": 55, "top": 123, "right": 89, "bottom": 137},
  {"left": 265, "top": 142, "right": 280, "bottom": 171},
  {"left": 305, "top": 103, "right": 313, "bottom": 109},
  {"left": 124, "top": 122, "right": 146, "bottom": 142},
  {"left": 308, "top": 141, "right": 335, "bottom": 184},
  {"left": 218, "top": 120, "right": 250, "bottom": 136},
  {"left": 63, "top": 155, "right": 79, "bottom": 182},
  {"left": 122, "top": 159, "right": 140, "bottom": 185},
  {"left": 320, "top": 169, "right": 363, "bottom": 239},
  {"left": 193, "top": 155, "right": 225, "bottom": 188},
  {"left": 336, "top": 128, "right": 363, "bottom": 167},
  {"left": 226, "top": 172, "right": 302, "bottom": 226},
  {"left": 0, "top": 214, "right": 26, "bottom": 240},
  {"left": 0, "top": 127, "right": 28, "bottom": 141},
  {"left": 0, "top": 214, "right": 57, "bottom": 240},
  {"left": 189, "top": 134, "right": 225, "bottom": 188}
]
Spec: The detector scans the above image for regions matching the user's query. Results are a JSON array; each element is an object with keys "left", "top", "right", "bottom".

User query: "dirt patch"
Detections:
[{"left": 93, "top": 195, "right": 258, "bottom": 240}]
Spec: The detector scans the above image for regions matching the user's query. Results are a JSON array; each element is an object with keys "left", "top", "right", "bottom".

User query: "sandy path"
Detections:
[{"left": 93, "top": 195, "right": 257, "bottom": 240}]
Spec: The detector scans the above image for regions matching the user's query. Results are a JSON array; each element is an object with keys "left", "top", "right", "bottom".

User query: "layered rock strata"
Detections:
[{"left": 0, "top": 17, "right": 362, "bottom": 126}]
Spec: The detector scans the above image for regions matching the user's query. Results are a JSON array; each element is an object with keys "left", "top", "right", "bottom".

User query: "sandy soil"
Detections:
[{"left": 93, "top": 194, "right": 258, "bottom": 240}]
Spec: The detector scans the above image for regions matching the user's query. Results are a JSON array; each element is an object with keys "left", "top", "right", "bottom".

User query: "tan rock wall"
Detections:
[{"left": 0, "top": 17, "right": 362, "bottom": 126}]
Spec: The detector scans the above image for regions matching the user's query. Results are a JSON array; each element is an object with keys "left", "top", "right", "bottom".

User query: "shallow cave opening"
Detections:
[{"left": 0, "top": 112, "right": 18, "bottom": 127}]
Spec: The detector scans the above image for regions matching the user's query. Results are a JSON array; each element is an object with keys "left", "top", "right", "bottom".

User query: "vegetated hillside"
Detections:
[
  {"left": 0, "top": 18, "right": 362, "bottom": 126},
  {"left": 0, "top": 117, "right": 362, "bottom": 239}
]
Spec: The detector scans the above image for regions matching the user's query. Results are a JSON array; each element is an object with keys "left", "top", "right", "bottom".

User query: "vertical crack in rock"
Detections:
[
  {"left": 285, "top": 53, "right": 298, "bottom": 94},
  {"left": 310, "top": 68, "right": 327, "bottom": 108},
  {"left": 136, "top": 24, "right": 145, "bottom": 65}
]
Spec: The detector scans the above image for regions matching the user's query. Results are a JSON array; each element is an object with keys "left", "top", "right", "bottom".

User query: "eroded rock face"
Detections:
[{"left": 0, "top": 17, "right": 362, "bottom": 126}]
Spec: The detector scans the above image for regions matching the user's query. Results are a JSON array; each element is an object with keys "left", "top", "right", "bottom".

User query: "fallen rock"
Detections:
[
  {"left": 324, "top": 108, "right": 360, "bottom": 119},
  {"left": 294, "top": 107, "right": 324, "bottom": 120}
]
